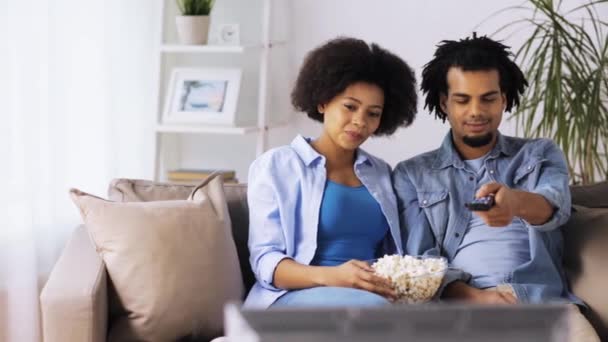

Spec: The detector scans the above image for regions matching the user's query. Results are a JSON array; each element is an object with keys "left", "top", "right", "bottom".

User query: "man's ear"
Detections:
[
  {"left": 440, "top": 94, "right": 448, "bottom": 113},
  {"left": 501, "top": 93, "right": 507, "bottom": 111},
  {"left": 317, "top": 104, "right": 325, "bottom": 114}
]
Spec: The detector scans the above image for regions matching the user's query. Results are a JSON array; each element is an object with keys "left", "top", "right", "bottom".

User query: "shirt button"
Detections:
[
  {"left": 469, "top": 176, "right": 474, "bottom": 181},
  {"left": 455, "top": 232, "right": 460, "bottom": 238},
  {"left": 422, "top": 200, "right": 428, "bottom": 205},
  {"left": 528, "top": 165, "right": 532, "bottom": 170},
  {"left": 489, "top": 170, "right": 494, "bottom": 174}
]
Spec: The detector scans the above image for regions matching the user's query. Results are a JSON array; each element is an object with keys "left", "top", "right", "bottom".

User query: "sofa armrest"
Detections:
[{"left": 40, "top": 225, "right": 108, "bottom": 342}]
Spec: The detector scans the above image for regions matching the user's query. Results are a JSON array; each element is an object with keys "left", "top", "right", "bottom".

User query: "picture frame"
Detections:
[{"left": 163, "top": 68, "right": 241, "bottom": 125}]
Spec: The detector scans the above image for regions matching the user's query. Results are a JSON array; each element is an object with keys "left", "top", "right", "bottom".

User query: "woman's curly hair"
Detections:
[
  {"left": 421, "top": 35, "right": 528, "bottom": 122},
  {"left": 291, "top": 37, "right": 417, "bottom": 136}
]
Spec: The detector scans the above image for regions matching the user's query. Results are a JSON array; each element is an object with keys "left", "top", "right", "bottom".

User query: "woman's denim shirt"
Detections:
[
  {"left": 244, "top": 135, "right": 403, "bottom": 309},
  {"left": 393, "top": 131, "right": 580, "bottom": 304}
]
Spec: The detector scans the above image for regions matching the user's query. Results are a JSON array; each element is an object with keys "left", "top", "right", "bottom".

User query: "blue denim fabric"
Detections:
[
  {"left": 393, "top": 131, "right": 580, "bottom": 304},
  {"left": 244, "top": 135, "right": 403, "bottom": 309},
  {"left": 271, "top": 287, "right": 390, "bottom": 308}
]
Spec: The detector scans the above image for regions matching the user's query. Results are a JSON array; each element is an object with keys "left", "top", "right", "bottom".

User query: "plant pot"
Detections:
[{"left": 175, "top": 15, "right": 210, "bottom": 45}]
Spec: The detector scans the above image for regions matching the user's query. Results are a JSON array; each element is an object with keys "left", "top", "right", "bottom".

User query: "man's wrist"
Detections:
[
  {"left": 512, "top": 189, "right": 554, "bottom": 224},
  {"left": 511, "top": 189, "right": 526, "bottom": 218}
]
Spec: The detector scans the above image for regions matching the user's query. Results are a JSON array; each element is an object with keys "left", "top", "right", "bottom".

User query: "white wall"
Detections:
[
  {"left": 167, "top": 0, "right": 606, "bottom": 179},
  {"left": 279, "top": 0, "right": 528, "bottom": 167}
]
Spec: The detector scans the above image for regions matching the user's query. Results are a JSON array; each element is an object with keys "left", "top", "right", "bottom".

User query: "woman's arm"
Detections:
[
  {"left": 247, "top": 156, "right": 291, "bottom": 291},
  {"left": 273, "top": 258, "right": 397, "bottom": 300}
]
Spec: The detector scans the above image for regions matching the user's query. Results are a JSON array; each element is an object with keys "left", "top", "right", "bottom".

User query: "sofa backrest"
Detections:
[
  {"left": 222, "top": 184, "right": 256, "bottom": 295},
  {"left": 563, "top": 181, "right": 608, "bottom": 339},
  {"left": 571, "top": 181, "right": 608, "bottom": 209}
]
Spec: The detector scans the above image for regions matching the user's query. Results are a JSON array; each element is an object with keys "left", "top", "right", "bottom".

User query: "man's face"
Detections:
[{"left": 441, "top": 67, "right": 506, "bottom": 149}]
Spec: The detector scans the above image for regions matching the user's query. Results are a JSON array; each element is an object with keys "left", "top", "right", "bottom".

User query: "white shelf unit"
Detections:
[
  {"left": 152, "top": 0, "right": 291, "bottom": 181},
  {"left": 154, "top": 123, "right": 259, "bottom": 134},
  {"left": 160, "top": 44, "right": 250, "bottom": 53}
]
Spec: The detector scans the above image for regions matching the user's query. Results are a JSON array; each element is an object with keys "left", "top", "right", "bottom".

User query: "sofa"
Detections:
[{"left": 40, "top": 180, "right": 608, "bottom": 341}]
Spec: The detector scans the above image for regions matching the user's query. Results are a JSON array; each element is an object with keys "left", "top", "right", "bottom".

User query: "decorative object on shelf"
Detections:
[
  {"left": 486, "top": 0, "right": 608, "bottom": 185},
  {"left": 163, "top": 67, "right": 241, "bottom": 125},
  {"left": 216, "top": 23, "right": 240, "bottom": 45},
  {"left": 175, "top": 0, "right": 215, "bottom": 45}
]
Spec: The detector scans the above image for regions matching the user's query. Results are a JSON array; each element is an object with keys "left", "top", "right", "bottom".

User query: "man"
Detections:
[{"left": 392, "top": 35, "right": 599, "bottom": 341}]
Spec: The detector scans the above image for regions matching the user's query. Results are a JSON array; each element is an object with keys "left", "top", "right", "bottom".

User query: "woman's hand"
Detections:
[{"left": 320, "top": 259, "right": 398, "bottom": 300}]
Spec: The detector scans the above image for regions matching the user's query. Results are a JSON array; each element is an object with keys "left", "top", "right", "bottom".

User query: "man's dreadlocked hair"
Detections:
[{"left": 421, "top": 34, "right": 528, "bottom": 122}]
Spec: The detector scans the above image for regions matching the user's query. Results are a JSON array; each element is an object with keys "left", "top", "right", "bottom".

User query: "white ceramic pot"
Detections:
[{"left": 175, "top": 15, "right": 210, "bottom": 45}]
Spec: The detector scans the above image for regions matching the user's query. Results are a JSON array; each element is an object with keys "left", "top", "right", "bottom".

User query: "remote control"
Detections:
[{"left": 465, "top": 194, "right": 495, "bottom": 211}]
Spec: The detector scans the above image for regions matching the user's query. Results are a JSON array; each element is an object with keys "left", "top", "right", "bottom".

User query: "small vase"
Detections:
[{"left": 175, "top": 15, "right": 210, "bottom": 45}]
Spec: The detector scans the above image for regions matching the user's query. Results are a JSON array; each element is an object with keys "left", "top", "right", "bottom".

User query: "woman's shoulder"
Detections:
[
  {"left": 357, "top": 148, "right": 392, "bottom": 172},
  {"left": 247, "top": 141, "right": 314, "bottom": 191},
  {"left": 252, "top": 135, "right": 320, "bottom": 168},
  {"left": 252, "top": 144, "right": 301, "bottom": 168},
  {"left": 249, "top": 143, "right": 312, "bottom": 183}
]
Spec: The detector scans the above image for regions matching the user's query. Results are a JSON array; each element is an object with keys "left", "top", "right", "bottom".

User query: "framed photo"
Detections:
[{"left": 163, "top": 68, "right": 241, "bottom": 125}]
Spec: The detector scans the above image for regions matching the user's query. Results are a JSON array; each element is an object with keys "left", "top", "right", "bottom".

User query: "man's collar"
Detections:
[{"left": 433, "top": 130, "right": 515, "bottom": 169}]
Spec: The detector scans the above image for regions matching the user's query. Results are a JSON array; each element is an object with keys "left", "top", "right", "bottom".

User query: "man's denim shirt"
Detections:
[
  {"left": 393, "top": 131, "right": 580, "bottom": 304},
  {"left": 244, "top": 135, "right": 404, "bottom": 309}
]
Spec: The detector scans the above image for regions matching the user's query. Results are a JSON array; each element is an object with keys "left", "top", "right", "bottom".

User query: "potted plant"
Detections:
[
  {"left": 487, "top": 0, "right": 608, "bottom": 184},
  {"left": 175, "top": 0, "right": 215, "bottom": 45}
]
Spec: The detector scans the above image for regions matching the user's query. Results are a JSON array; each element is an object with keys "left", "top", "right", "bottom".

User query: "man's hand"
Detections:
[
  {"left": 443, "top": 281, "right": 517, "bottom": 304},
  {"left": 471, "top": 289, "right": 518, "bottom": 304},
  {"left": 474, "top": 182, "right": 519, "bottom": 227},
  {"left": 474, "top": 182, "right": 554, "bottom": 226}
]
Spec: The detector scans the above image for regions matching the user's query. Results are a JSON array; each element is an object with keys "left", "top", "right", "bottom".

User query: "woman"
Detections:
[{"left": 245, "top": 37, "right": 417, "bottom": 309}]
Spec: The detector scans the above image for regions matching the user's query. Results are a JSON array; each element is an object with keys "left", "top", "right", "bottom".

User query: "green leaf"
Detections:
[{"left": 176, "top": 0, "right": 214, "bottom": 15}]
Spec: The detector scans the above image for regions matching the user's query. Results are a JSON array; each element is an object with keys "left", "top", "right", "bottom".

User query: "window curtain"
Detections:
[{"left": 0, "top": 1, "right": 156, "bottom": 341}]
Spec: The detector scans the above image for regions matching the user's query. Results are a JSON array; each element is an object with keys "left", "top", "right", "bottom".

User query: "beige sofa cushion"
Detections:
[
  {"left": 108, "top": 178, "right": 196, "bottom": 202},
  {"left": 562, "top": 205, "right": 608, "bottom": 340},
  {"left": 70, "top": 175, "right": 243, "bottom": 341},
  {"left": 108, "top": 178, "right": 256, "bottom": 295}
]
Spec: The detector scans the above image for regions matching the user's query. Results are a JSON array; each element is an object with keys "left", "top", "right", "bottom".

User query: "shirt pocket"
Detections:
[
  {"left": 513, "top": 158, "right": 547, "bottom": 188},
  {"left": 417, "top": 189, "right": 449, "bottom": 239}
]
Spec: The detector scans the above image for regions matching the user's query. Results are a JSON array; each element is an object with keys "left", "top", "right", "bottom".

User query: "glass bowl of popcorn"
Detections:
[{"left": 369, "top": 254, "right": 447, "bottom": 304}]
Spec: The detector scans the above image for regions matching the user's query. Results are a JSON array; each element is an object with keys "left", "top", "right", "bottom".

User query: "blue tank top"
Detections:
[{"left": 310, "top": 180, "right": 389, "bottom": 266}]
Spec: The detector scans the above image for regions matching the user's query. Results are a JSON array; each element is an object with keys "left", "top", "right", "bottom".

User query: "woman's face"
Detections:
[{"left": 317, "top": 82, "right": 384, "bottom": 151}]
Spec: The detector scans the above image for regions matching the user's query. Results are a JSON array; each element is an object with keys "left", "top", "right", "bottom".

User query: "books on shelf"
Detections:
[{"left": 167, "top": 169, "right": 238, "bottom": 184}]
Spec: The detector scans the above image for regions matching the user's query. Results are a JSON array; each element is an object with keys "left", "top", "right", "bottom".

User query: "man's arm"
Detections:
[
  {"left": 475, "top": 183, "right": 554, "bottom": 226},
  {"left": 475, "top": 139, "right": 571, "bottom": 230}
]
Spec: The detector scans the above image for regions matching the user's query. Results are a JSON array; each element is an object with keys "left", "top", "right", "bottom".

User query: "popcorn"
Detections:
[{"left": 371, "top": 254, "right": 447, "bottom": 303}]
